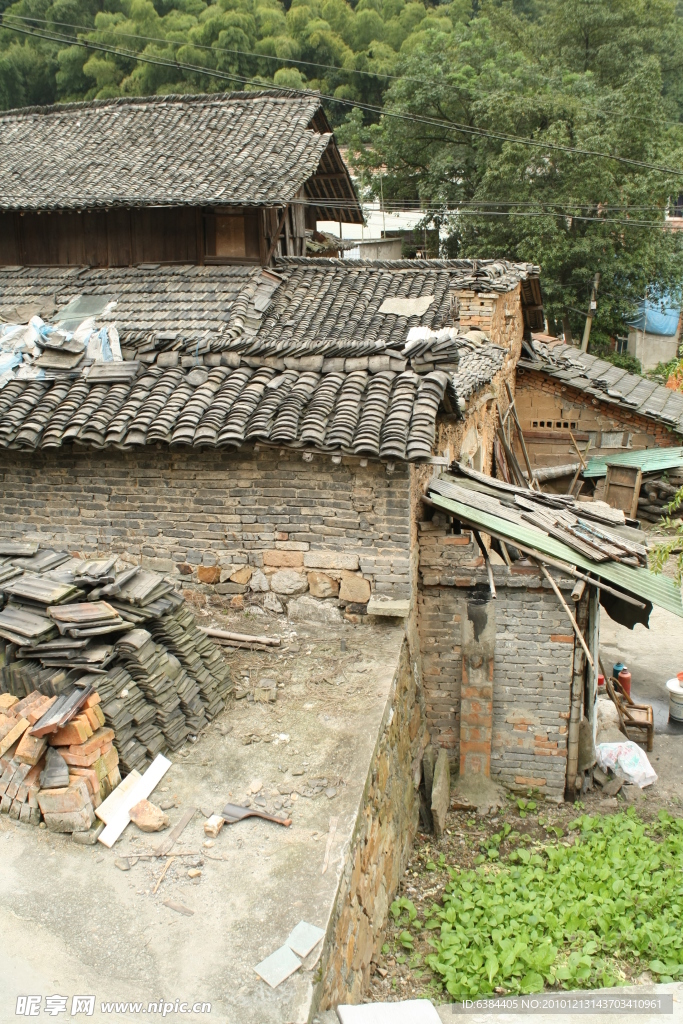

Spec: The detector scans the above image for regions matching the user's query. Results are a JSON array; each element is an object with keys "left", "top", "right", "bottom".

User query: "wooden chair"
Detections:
[{"left": 606, "top": 677, "right": 654, "bottom": 752}]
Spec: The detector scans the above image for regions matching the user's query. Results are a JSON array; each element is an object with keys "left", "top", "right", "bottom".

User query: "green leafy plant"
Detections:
[
  {"left": 650, "top": 487, "right": 683, "bottom": 585},
  {"left": 424, "top": 811, "right": 683, "bottom": 998}
]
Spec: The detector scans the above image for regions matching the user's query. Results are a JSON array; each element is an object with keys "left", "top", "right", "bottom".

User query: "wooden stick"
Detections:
[
  {"left": 154, "top": 807, "right": 196, "bottom": 857},
  {"left": 569, "top": 430, "right": 588, "bottom": 470},
  {"left": 264, "top": 206, "right": 289, "bottom": 264},
  {"left": 534, "top": 559, "right": 594, "bottom": 670},
  {"left": 499, "top": 539, "right": 513, "bottom": 567},
  {"left": 201, "top": 627, "right": 280, "bottom": 646},
  {"left": 152, "top": 856, "right": 175, "bottom": 894},
  {"left": 505, "top": 381, "right": 539, "bottom": 491},
  {"left": 473, "top": 529, "right": 496, "bottom": 598},
  {"left": 497, "top": 425, "right": 528, "bottom": 489}
]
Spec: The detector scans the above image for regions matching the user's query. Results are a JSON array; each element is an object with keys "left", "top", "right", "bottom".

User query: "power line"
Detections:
[
  {"left": 4, "top": 19, "right": 683, "bottom": 180},
  {"left": 2, "top": 13, "right": 419, "bottom": 86},
  {"left": 9, "top": 12, "right": 683, "bottom": 136}
]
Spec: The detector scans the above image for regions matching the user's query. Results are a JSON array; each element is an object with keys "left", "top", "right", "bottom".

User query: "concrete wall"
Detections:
[
  {"left": 318, "top": 636, "right": 424, "bottom": 1009},
  {"left": 417, "top": 517, "right": 574, "bottom": 799},
  {"left": 0, "top": 446, "right": 413, "bottom": 613},
  {"left": 628, "top": 328, "right": 680, "bottom": 371}
]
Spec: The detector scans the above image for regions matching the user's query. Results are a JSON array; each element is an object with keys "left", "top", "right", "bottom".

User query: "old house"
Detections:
[
  {"left": 1, "top": 91, "right": 681, "bottom": 1015},
  {"left": 515, "top": 337, "right": 683, "bottom": 468},
  {"left": 0, "top": 91, "right": 362, "bottom": 267}
]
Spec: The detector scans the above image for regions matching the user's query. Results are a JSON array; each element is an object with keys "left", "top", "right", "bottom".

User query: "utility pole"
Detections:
[{"left": 581, "top": 272, "right": 601, "bottom": 352}]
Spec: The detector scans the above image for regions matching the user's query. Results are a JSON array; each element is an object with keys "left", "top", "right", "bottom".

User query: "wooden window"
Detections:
[{"left": 204, "top": 209, "right": 260, "bottom": 262}]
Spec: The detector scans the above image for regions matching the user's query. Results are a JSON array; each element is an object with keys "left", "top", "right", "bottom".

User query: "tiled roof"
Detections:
[
  {"left": 0, "top": 258, "right": 535, "bottom": 460},
  {"left": 0, "top": 91, "right": 359, "bottom": 217},
  {"left": 520, "top": 340, "right": 683, "bottom": 437}
]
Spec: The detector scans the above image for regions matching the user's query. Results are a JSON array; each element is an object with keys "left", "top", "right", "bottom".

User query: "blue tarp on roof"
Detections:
[{"left": 627, "top": 292, "right": 680, "bottom": 336}]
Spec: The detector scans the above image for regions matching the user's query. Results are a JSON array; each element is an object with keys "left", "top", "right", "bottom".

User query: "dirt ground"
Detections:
[{"left": 367, "top": 599, "right": 683, "bottom": 1004}]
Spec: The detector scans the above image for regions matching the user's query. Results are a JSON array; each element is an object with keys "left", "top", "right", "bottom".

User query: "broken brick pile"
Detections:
[{"left": 0, "top": 687, "right": 120, "bottom": 830}]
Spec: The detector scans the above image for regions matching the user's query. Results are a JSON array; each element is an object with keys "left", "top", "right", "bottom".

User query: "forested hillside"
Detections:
[
  {"left": 2, "top": 0, "right": 683, "bottom": 349},
  {"left": 0, "top": 0, "right": 466, "bottom": 110}
]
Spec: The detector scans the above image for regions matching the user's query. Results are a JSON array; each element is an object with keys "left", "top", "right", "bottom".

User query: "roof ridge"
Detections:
[
  {"left": 0, "top": 89, "right": 322, "bottom": 120},
  {"left": 276, "top": 256, "right": 539, "bottom": 274}
]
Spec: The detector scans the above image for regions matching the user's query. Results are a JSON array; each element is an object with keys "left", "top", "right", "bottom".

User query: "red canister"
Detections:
[{"left": 618, "top": 667, "right": 632, "bottom": 699}]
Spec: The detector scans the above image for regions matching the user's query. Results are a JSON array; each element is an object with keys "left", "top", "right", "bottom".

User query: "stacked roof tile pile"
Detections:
[{"left": 0, "top": 544, "right": 232, "bottom": 777}]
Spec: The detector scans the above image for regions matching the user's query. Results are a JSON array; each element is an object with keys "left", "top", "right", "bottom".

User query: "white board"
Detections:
[{"left": 98, "top": 754, "right": 172, "bottom": 848}]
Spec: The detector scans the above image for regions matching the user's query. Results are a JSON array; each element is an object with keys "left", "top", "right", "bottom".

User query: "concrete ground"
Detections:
[
  {"left": 317, "top": 983, "right": 683, "bottom": 1023},
  {"left": 600, "top": 605, "right": 683, "bottom": 809},
  {"left": 0, "top": 617, "right": 405, "bottom": 1024}
]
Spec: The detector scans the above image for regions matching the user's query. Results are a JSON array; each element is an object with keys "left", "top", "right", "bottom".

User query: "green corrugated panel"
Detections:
[
  {"left": 429, "top": 491, "right": 683, "bottom": 618},
  {"left": 583, "top": 446, "right": 683, "bottom": 478}
]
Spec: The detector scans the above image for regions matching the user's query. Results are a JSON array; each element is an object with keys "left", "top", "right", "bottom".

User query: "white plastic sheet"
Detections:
[{"left": 596, "top": 740, "right": 658, "bottom": 788}]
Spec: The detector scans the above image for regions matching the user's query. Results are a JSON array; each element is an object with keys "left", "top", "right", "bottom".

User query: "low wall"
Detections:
[
  {"left": 317, "top": 637, "right": 424, "bottom": 1009},
  {"left": 0, "top": 446, "right": 412, "bottom": 613}
]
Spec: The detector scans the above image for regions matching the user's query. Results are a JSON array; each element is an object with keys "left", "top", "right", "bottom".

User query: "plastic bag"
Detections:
[{"left": 596, "top": 741, "right": 658, "bottom": 788}]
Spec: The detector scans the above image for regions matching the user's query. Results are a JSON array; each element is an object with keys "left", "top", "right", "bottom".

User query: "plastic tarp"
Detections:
[
  {"left": 627, "top": 293, "right": 681, "bottom": 336},
  {"left": 0, "top": 315, "right": 121, "bottom": 389}
]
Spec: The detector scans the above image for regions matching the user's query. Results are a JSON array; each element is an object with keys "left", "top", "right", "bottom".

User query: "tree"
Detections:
[{"left": 339, "top": 0, "right": 683, "bottom": 346}]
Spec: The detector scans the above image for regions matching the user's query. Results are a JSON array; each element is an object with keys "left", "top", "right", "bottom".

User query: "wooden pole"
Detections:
[
  {"left": 473, "top": 529, "right": 496, "bottom": 598},
  {"left": 581, "top": 273, "right": 601, "bottom": 352},
  {"left": 534, "top": 559, "right": 594, "bottom": 670},
  {"left": 504, "top": 382, "right": 539, "bottom": 491},
  {"left": 566, "top": 593, "right": 589, "bottom": 797}
]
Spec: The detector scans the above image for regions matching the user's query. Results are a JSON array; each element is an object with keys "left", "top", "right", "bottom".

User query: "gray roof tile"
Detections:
[
  {"left": 0, "top": 257, "right": 537, "bottom": 460},
  {"left": 521, "top": 340, "right": 683, "bottom": 437},
  {"left": 0, "top": 92, "right": 347, "bottom": 212}
]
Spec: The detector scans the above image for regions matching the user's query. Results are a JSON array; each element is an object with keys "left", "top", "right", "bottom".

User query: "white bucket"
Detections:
[{"left": 666, "top": 678, "right": 683, "bottom": 721}]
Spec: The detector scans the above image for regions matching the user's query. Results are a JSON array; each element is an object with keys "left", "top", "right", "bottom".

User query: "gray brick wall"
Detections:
[
  {"left": 417, "top": 519, "right": 574, "bottom": 798},
  {"left": 0, "top": 448, "right": 413, "bottom": 600}
]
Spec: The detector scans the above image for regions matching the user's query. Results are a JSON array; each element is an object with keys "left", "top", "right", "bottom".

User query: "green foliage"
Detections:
[
  {"left": 424, "top": 811, "right": 683, "bottom": 997},
  {"left": 0, "top": 0, "right": 471, "bottom": 111},
  {"left": 649, "top": 485, "right": 683, "bottom": 584},
  {"left": 342, "top": 0, "right": 683, "bottom": 337}
]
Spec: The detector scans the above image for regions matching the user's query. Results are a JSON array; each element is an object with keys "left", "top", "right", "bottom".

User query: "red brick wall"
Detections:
[{"left": 515, "top": 367, "right": 681, "bottom": 468}]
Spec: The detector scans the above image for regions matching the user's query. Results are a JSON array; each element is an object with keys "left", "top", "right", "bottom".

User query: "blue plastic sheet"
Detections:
[{"left": 627, "top": 292, "right": 681, "bottom": 336}]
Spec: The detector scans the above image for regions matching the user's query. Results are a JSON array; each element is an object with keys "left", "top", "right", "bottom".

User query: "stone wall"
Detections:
[
  {"left": 515, "top": 367, "right": 682, "bottom": 468},
  {"left": 317, "top": 636, "right": 424, "bottom": 1010},
  {"left": 416, "top": 517, "right": 574, "bottom": 799},
  {"left": 0, "top": 446, "right": 412, "bottom": 617}
]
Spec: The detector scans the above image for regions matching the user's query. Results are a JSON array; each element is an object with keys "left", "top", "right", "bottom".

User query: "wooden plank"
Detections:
[
  {"left": 107, "top": 209, "right": 132, "bottom": 267},
  {"left": 0, "top": 211, "right": 20, "bottom": 264},
  {"left": 98, "top": 754, "right": 172, "bottom": 848},
  {"left": 95, "top": 769, "right": 142, "bottom": 824},
  {"left": 201, "top": 627, "right": 280, "bottom": 646},
  {"left": 83, "top": 211, "right": 108, "bottom": 267},
  {"left": 154, "top": 806, "right": 196, "bottom": 857},
  {"left": 605, "top": 465, "right": 642, "bottom": 516}
]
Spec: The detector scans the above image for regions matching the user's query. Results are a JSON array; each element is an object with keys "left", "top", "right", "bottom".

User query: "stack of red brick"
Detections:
[{"left": 0, "top": 689, "right": 121, "bottom": 832}]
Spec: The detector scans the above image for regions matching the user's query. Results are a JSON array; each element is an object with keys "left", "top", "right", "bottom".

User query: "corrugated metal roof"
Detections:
[
  {"left": 584, "top": 446, "right": 683, "bottom": 478},
  {"left": 428, "top": 491, "right": 683, "bottom": 618}
]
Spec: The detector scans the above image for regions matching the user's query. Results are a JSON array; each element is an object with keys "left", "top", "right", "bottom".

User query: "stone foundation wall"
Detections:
[
  {"left": 318, "top": 637, "right": 424, "bottom": 1009},
  {"left": 0, "top": 446, "right": 412, "bottom": 618},
  {"left": 417, "top": 518, "right": 574, "bottom": 798}
]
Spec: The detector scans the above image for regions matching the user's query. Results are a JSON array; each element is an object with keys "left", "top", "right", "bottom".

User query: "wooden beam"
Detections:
[{"left": 264, "top": 206, "right": 288, "bottom": 265}]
